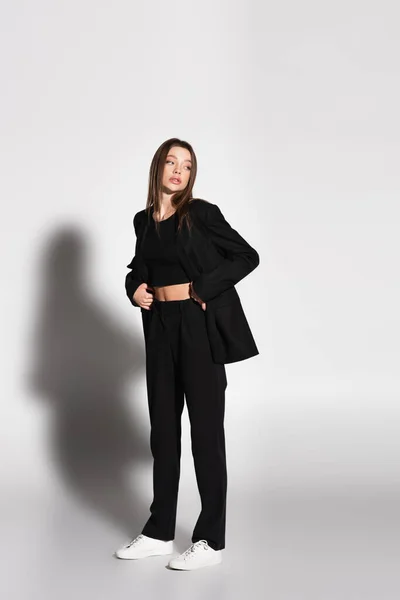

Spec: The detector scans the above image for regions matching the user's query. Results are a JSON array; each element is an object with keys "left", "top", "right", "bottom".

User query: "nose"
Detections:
[{"left": 174, "top": 167, "right": 181, "bottom": 174}]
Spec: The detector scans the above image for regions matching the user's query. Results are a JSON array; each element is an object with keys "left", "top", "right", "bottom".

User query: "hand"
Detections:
[
  {"left": 133, "top": 283, "right": 155, "bottom": 309},
  {"left": 190, "top": 281, "right": 206, "bottom": 311}
]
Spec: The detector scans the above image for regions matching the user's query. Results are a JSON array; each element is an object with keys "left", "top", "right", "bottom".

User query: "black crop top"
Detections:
[{"left": 141, "top": 211, "right": 191, "bottom": 287}]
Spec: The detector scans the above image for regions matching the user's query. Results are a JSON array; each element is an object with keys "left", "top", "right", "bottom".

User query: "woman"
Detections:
[{"left": 115, "top": 138, "right": 259, "bottom": 570}]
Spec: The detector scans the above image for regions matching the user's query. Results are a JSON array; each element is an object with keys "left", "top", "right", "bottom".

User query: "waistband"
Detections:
[{"left": 152, "top": 296, "right": 193, "bottom": 316}]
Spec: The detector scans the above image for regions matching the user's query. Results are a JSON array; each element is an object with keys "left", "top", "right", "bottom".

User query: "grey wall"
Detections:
[{"left": 1, "top": 1, "right": 399, "bottom": 598}]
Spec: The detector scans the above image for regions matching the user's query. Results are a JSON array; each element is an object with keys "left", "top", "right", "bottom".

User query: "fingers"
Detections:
[
  {"left": 141, "top": 299, "right": 154, "bottom": 308},
  {"left": 139, "top": 284, "right": 154, "bottom": 310},
  {"left": 140, "top": 300, "right": 153, "bottom": 310}
]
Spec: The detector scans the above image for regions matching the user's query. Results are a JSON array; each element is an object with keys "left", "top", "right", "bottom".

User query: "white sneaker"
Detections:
[
  {"left": 168, "top": 540, "right": 222, "bottom": 570},
  {"left": 115, "top": 534, "right": 174, "bottom": 559}
]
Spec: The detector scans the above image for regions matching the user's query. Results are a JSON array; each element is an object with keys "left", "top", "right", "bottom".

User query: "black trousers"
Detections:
[{"left": 140, "top": 296, "right": 228, "bottom": 551}]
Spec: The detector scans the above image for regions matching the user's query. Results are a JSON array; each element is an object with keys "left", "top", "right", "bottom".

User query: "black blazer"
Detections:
[{"left": 125, "top": 199, "right": 260, "bottom": 364}]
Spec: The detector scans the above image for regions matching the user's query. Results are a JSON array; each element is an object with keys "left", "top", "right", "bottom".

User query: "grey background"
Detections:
[{"left": 1, "top": 1, "right": 399, "bottom": 598}]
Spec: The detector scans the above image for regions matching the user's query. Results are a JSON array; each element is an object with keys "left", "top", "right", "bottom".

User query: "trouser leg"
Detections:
[
  {"left": 140, "top": 305, "right": 184, "bottom": 542},
  {"left": 180, "top": 299, "right": 228, "bottom": 551}
]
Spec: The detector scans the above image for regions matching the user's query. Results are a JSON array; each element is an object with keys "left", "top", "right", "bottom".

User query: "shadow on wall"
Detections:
[{"left": 26, "top": 224, "right": 152, "bottom": 535}]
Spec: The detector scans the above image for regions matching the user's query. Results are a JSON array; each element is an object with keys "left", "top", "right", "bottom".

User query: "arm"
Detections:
[
  {"left": 125, "top": 212, "right": 144, "bottom": 307},
  {"left": 191, "top": 203, "right": 260, "bottom": 303}
]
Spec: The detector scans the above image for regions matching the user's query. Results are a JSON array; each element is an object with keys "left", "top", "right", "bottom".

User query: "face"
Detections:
[{"left": 162, "top": 146, "right": 192, "bottom": 193}]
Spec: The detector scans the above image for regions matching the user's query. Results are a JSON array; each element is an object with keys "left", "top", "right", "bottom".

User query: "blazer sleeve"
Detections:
[
  {"left": 125, "top": 212, "right": 144, "bottom": 307},
  {"left": 191, "top": 203, "right": 260, "bottom": 303}
]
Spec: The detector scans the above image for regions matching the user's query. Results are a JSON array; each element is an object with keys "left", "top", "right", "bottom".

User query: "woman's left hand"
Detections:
[{"left": 190, "top": 282, "right": 206, "bottom": 311}]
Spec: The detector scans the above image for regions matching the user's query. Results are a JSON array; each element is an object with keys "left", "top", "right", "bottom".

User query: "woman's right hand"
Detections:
[{"left": 133, "top": 283, "right": 155, "bottom": 309}]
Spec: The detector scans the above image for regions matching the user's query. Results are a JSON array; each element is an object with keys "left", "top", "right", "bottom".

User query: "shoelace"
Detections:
[
  {"left": 126, "top": 534, "right": 144, "bottom": 548},
  {"left": 181, "top": 540, "right": 210, "bottom": 560}
]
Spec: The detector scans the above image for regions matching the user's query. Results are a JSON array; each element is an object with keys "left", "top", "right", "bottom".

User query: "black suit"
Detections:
[
  {"left": 125, "top": 199, "right": 260, "bottom": 364},
  {"left": 124, "top": 199, "right": 260, "bottom": 550}
]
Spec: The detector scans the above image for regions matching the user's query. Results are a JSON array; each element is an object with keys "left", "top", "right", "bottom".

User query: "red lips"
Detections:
[{"left": 170, "top": 177, "right": 181, "bottom": 183}]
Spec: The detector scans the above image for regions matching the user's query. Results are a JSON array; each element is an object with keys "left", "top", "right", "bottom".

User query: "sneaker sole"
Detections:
[
  {"left": 168, "top": 557, "right": 222, "bottom": 570},
  {"left": 114, "top": 547, "right": 174, "bottom": 560}
]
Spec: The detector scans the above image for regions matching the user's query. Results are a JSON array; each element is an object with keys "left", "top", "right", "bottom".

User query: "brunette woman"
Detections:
[{"left": 115, "top": 138, "right": 259, "bottom": 570}]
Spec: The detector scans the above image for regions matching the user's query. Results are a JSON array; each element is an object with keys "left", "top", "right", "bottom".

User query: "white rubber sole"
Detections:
[
  {"left": 168, "top": 554, "right": 222, "bottom": 570},
  {"left": 115, "top": 542, "right": 175, "bottom": 560}
]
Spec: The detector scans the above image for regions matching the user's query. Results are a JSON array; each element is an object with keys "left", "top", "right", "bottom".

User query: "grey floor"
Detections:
[{"left": 3, "top": 481, "right": 399, "bottom": 600}]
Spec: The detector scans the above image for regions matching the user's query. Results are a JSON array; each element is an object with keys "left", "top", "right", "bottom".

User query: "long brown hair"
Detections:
[{"left": 144, "top": 138, "right": 198, "bottom": 235}]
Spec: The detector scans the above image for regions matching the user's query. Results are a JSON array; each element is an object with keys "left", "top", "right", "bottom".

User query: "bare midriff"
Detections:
[{"left": 153, "top": 282, "right": 191, "bottom": 302}]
